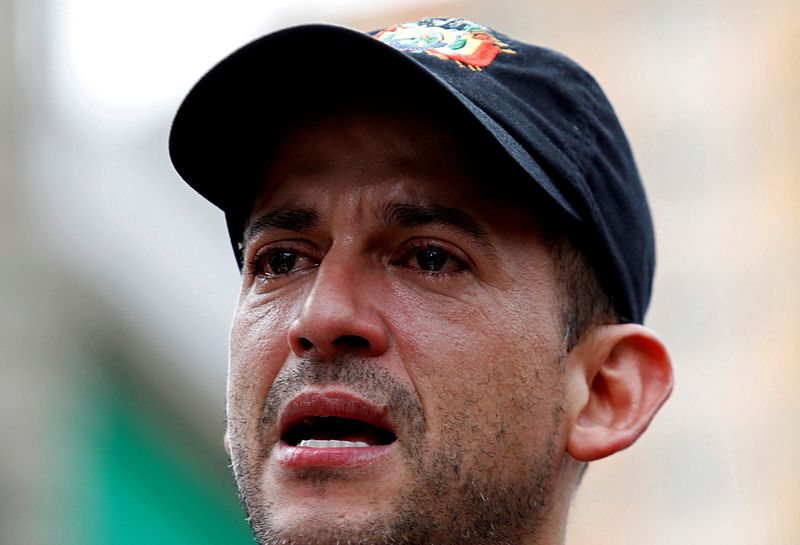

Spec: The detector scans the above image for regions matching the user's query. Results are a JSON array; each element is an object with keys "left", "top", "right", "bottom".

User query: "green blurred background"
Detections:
[{"left": 2, "top": 0, "right": 798, "bottom": 544}]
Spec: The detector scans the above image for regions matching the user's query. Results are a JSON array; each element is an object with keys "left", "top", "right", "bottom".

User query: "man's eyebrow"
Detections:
[
  {"left": 242, "top": 206, "right": 320, "bottom": 247},
  {"left": 381, "top": 202, "right": 495, "bottom": 250}
]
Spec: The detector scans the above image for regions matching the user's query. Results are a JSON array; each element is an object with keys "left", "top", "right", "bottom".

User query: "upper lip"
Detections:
[{"left": 278, "top": 390, "right": 396, "bottom": 442}]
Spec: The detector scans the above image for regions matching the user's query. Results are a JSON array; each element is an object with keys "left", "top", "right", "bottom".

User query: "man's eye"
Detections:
[
  {"left": 400, "top": 242, "right": 467, "bottom": 275},
  {"left": 251, "top": 248, "right": 318, "bottom": 278},
  {"left": 267, "top": 251, "right": 297, "bottom": 274},
  {"left": 415, "top": 247, "right": 449, "bottom": 272}
]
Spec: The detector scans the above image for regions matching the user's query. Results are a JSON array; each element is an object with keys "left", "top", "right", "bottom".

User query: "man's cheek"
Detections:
[
  {"left": 231, "top": 300, "right": 293, "bottom": 364},
  {"left": 228, "top": 305, "right": 292, "bottom": 423}
]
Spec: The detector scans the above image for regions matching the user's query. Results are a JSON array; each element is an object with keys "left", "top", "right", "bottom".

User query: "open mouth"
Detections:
[
  {"left": 278, "top": 392, "right": 398, "bottom": 450},
  {"left": 283, "top": 416, "right": 396, "bottom": 448}
]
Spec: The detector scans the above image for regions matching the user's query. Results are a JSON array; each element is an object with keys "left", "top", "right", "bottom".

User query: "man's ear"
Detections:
[{"left": 566, "top": 324, "right": 673, "bottom": 462}]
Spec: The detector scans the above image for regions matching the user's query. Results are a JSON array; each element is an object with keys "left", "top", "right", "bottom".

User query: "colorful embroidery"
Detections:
[{"left": 373, "top": 18, "right": 515, "bottom": 70}]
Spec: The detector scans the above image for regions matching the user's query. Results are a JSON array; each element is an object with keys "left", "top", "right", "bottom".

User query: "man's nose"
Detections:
[{"left": 287, "top": 255, "right": 389, "bottom": 359}]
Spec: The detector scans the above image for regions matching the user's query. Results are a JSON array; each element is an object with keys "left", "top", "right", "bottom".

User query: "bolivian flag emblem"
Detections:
[{"left": 373, "top": 18, "right": 515, "bottom": 71}]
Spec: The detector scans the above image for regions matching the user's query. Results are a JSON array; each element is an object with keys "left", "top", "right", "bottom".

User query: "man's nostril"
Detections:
[
  {"left": 333, "top": 335, "right": 369, "bottom": 349},
  {"left": 298, "top": 338, "right": 313, "bottom": 350}
]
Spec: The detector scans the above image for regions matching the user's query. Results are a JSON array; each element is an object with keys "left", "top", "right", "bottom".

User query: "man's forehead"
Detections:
[
  {"left": 245, "top": 181, "right": 493, "bottom": 242},
  {"left": 242, "top": 109, "right": 532, "bottom": 250},
  {"left": 249, "top": 107, "right": 513, "bottom": 217},
  {"left": 243, "top": 198, "right": 494, "bottom": 244},
  {"left": 267, "top": 107, "right": 463, "bottom": 172}
]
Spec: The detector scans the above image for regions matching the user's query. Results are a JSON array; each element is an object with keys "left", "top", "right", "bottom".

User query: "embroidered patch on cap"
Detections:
[{"left": 373, "top": 17, "right": 515, "bottom": 70}]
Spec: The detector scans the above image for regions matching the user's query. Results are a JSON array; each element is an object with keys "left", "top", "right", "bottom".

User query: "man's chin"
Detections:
[
  {"left": 269, "top": 486, "right": 399, "bottom": 524},
  {"left": 269, "top": 507, "right": 394, "bottom": 543},
  {"left": 236, "top": 445, "right": 559, "bottom": 545},
  {"left": 245, "top": 497, "right": 409, "bottom": 545},
  {"left": 241, "top": 463, "right": 414, "bottom": 545}
]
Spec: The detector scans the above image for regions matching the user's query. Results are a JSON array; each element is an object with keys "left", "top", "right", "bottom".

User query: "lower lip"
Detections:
[{"left": 275, "top": 441, "right": 396, "bottom": 469}]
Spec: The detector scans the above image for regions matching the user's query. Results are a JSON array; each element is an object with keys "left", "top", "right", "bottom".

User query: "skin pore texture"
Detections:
[{"left": 225, "top": 108, "right": 672, "bottom": 545}]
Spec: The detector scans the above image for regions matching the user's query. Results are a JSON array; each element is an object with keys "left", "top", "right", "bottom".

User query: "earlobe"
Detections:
[{"left": 566, "top": 324, "right": 673, "bottom": 462}]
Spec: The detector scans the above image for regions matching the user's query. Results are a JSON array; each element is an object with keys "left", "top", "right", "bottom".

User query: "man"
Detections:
[{"left": 169, "top": 17, "right": 673, "bottom": 545}]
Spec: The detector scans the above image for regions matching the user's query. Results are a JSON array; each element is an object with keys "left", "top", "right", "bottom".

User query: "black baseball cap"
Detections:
[{"left": 169, "top": 17, "right": 655, "bottom": 324}]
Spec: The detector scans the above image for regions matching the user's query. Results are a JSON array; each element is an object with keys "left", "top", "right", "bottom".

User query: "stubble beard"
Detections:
[{"left": 229, "top": 357, "right": 563, "bottom": 545}]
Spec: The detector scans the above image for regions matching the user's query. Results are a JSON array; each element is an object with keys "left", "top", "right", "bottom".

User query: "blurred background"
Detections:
[{"left": 1, "top": 0, "right": 798, "bottom": 543}]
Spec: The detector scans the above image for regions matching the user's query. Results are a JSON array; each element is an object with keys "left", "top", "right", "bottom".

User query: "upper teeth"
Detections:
[{"left": 298, "top": 439, "right": 369, "bottom": 448}]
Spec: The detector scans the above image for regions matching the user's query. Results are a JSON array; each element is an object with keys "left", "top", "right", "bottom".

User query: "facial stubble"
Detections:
[{"left": 229, "top": 357, "right": 564, "bottom": 545}]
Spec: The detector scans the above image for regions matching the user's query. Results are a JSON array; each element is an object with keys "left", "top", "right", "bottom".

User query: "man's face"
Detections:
[{"left": 227, "top": 108, "right": 573, "bottom": 545}]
